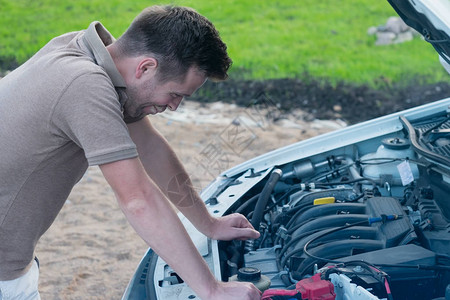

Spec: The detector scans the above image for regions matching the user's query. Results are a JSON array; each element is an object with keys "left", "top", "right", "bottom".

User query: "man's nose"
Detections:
[{"left": 168, "top": 97, "right": 183, "bottom": 111}]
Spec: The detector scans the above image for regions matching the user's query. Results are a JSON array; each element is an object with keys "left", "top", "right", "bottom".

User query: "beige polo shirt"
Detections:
[{"left": 0, "top": 22, "right": 138, "bottom": 280}]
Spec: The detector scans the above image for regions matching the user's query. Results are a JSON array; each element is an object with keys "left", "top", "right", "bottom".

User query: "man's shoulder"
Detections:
[
  {"left": 33, "top": 30, "right": 84, "bottom": 61},
  {"left": 32, "top": 30, "right": 105, "bottom": 74}
]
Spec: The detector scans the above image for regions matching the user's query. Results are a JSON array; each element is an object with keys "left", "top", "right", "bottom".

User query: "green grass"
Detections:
[{"left": 0, "top": 0, "right": 447, "bottom": 86}]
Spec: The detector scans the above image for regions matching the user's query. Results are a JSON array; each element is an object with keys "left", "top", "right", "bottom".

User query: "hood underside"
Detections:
[{"left": 388, "top": 0, "right": 450, "bottom": 63}]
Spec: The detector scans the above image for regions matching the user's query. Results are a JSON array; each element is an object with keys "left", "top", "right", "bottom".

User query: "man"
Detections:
[{"left": 0, "top": 5, "right": 262, "bottom": 300}]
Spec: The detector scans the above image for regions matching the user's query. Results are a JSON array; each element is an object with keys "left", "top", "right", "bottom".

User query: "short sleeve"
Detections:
[{"left": 51, "top": 72, "right": 138, "bottom": 165}]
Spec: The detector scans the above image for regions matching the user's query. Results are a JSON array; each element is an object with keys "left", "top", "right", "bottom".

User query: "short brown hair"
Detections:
[{"left": 116, "top": 5, "right": 232, "bottom": 82}]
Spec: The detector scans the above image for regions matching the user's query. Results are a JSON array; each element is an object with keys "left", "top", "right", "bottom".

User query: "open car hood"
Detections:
[{"left": 388, "top": 0, "right": 450, "bottom": 64}]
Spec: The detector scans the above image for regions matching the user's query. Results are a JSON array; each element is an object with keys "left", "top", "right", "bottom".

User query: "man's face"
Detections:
[{"left": 124, "top": 66, "right": 207, "bottom": 118}]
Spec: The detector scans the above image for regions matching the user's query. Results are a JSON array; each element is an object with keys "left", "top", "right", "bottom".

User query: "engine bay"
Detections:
[{"left": 218, "top": 113, "right": 450, "bottom": 300}]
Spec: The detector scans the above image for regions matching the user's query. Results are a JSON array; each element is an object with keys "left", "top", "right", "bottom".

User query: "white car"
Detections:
[{"left": 123, "top": 1, "right": 450, "bottom": 299}]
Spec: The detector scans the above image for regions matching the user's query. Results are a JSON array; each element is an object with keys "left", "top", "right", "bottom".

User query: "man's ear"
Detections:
[{"left": 135, "top": 57, "right": 158, "bottom": 79}]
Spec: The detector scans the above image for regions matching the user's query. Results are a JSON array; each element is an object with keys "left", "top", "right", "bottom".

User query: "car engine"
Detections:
[{"left": 217, "top": 114, "right": 450, "bottom": 300}]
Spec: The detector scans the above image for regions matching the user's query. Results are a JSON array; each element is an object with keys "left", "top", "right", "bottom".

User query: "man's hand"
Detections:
[
  {"left": 208, "top": 213, "right": 260, "bottom": 241},
  {"left": 206, "top": 280, "right": 262, "bottom": 300}
]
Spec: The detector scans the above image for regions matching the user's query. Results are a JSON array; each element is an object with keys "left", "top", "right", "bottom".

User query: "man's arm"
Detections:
[
  {"left": 100, "top": 158, "right": 261, "bottom": 299},
  {"left": 126, "top": 117, "right": 260, "bottom": 241}
]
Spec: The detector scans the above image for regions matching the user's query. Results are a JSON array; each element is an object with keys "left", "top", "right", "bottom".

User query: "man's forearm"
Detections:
[
  {"left": 138, "top": 133, "right": 217, "bottom": 236},
  {"left": 127, "top": 118, "right": 216, "bottom": 236}
]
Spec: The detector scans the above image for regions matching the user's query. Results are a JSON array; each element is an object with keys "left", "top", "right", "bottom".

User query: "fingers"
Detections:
[
  {"left": 235, "top": 227, "right": 261, "bottom": 240},
  {"left": 210, "top": 213, "right": 261, "bottom": 241},
  {"left": 228, "top": 213, "right": 257, "bottom": 229},
  {"left": 233, "top": 214, "right": 260, "bottom": 239},
  {"left": 244, "top": 282, "right": 263, "bottom": 300},
  {"left": 215, "top": 281, "right": 262, "bottom": 300}
]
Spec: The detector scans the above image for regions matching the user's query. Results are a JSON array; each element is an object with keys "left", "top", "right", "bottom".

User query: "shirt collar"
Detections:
[{"left": 82, "top": 22, "right": 126, "bottom": 88}]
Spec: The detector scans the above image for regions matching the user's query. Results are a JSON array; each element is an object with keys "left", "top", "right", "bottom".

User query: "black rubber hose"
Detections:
[
  {"left": 250, "top": 169, "right": 283, "bottom": 230},
  {"left": 234, "top": 193, "right": 260, "bottom": 215},
  {"left": 226, "top": 244, "right": 241, "bottom": 276}
]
